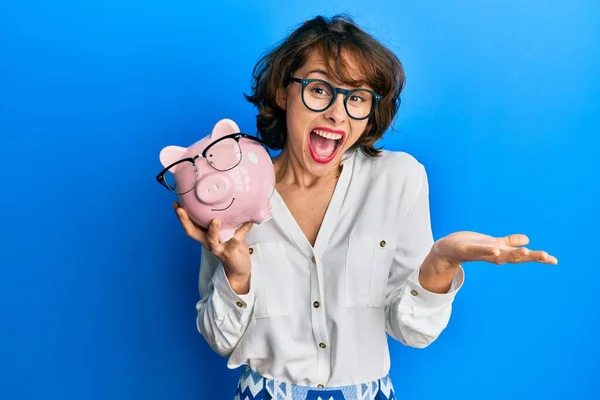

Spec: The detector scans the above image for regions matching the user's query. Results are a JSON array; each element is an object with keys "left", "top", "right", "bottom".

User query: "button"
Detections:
[
  {"left": 311, "top": 256, "right": 316, "bottom": 263},
  {"left": 319, "top": 342, "right": 326, "bottom": 349},
  {"left": 249, "top": 248, "right": 254, "bottom": 255},
  {"left": 236, "top": 301, "right": 244, "bottom": 307},
  {"left": 313, "top": 301, "right": 320, "bottom": 308},
  {"left": 317, "top": 384, "right": 324, "bottom": 388},
  {"left": 380, "top": 240, "right": 386, "bottom": 247},
  {"left": 410, "top": 289, "right": 418, "bottom": 296}
]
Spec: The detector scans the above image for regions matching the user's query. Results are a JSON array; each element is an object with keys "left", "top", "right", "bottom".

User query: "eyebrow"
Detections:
[
  {"left": 305, "top": 68, "right": 329, "bottom": 78},
  {"left": 304, "top": 68, "right": 372, "bottom": 90}
]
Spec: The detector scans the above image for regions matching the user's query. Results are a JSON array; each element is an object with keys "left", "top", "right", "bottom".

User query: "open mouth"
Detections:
[
  {"left": 211, "top": 198, "right": 235, "bottom": 212},
  {"left": 308, "top": 128, "right": 344, "bottom": 164}
]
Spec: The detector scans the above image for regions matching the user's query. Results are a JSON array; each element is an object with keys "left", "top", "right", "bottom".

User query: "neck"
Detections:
[{"left": 273, "top": 147, "right": 342, "bottom": 190}]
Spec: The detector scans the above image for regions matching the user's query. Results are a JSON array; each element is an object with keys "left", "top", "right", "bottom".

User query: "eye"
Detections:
[{"left": 307, "top": 81, "right": 332, "bottom": 97}]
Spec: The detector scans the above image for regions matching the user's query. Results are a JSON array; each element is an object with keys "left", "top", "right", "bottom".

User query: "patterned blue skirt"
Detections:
[{"left": 234, "top": 365, "right": 396, "bottom": 400}]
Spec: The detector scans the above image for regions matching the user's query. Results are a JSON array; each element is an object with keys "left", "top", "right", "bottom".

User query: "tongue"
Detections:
[{"left": 310, "top": 132, "right": 336, "bottom": 159}]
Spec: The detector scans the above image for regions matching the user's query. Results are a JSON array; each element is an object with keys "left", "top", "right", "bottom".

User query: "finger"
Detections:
[
  {"left": 498, "top": 248, "right": 558, "bottom": 265},
  {"left": 176, "top": 207, "right": 207, "bottom": 245},
  {"left": 476, "top": 246, "right": 527, "bottom": 265},
  {"left": 206, "top": 219, "right": 222, "bottom": 251},
  {"left": 174, "top": 205, "right": 203, "bottom": 241},
  {"left": 527, "top": 250, "right": 558, "bottom": 265},
  {"left": 173, "top": 201, "right": 186, "bottom": 223},
  {"left": 497, "top": 234, "right": 529, "bottom": 248},
  {"left": 505, "top": 247, "right": 530, "bottom": 264}
]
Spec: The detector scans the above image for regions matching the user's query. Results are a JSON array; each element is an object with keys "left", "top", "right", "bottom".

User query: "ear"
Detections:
[
  {"left": 276, "top": 88, "right": 287, "bottom": 110},
  {"left": 210, "top": 118, "right": 240, "bottom": 140},
  {"left": 159, "top": 145, "right": 187, "bottom": 169}
]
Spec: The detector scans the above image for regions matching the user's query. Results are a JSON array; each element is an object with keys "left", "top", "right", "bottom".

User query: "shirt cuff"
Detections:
[
  {"left": 211, "top": 262, "right": 255, "bottom": 321},
  {"left": 404, "top": 265, "right": 465, "bottom": 309}
]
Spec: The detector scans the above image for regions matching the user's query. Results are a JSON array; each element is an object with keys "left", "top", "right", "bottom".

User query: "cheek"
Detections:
[
  {"left": 287, "top": 95, "right": 307, "bottom": 121},
  {"left": 348, "top": 121, "right": 369, "bottom": 142},
  {"left": 286, "top": 99, "right": 311, "bottom": 141}
]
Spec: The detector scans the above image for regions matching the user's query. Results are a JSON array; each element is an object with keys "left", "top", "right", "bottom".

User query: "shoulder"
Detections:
[
  {"left": 343, "top": 148, "right": 430, "bottom": 225},
  {"left": 351, "top": 148, "right": 427, "bottom": 185}
]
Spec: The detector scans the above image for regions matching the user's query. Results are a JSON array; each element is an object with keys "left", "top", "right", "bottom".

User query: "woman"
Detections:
[{"left": 172, "top": 15, "right": 557, "bottom": 399}]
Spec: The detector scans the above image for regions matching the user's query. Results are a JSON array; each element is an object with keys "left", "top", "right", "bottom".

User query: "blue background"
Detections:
[{"left": 1, "top": 0, "right": 598, "bottom": 399}]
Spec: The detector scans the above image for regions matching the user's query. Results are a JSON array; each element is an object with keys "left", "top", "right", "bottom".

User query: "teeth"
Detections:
[{"left": 313, "top": 129, "right": 342, "bottom": 140}]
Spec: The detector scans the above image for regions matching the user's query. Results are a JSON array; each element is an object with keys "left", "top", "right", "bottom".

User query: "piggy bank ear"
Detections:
[
  {"left": 210, "top": 118, "right": 240, "bottom": 139},
  {"left": 159, "top": 145, "right": 187, "bottom": 169}
]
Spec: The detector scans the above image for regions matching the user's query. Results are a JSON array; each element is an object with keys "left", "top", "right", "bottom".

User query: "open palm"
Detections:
[{"left": 433, "top": 231, "right": 558, "bottom": 266}]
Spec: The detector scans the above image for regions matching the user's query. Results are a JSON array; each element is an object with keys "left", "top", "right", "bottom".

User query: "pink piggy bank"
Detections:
[{"left": 156, "top": 118, "right": 275, "bottom": 242}]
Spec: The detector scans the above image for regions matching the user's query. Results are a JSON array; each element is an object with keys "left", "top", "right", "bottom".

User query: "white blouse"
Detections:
[{"left": 195, "top": 148, "right": 464, "bottom": 388}]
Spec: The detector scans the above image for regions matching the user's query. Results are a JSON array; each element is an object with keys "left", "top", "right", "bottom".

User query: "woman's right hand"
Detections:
[{"left": 172, "top": 201, "right": 253, "bottom": 293}]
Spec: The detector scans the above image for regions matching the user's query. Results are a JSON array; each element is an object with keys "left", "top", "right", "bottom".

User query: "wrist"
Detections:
[
  {"left": 418, "top": 250, "right": 460, "bottom": 294},
  {"left": 425, "top": 248, "right": 461, "bottom": 275},
  {"left": 225, "top": 270, "right": 251, "bottom": 295}
]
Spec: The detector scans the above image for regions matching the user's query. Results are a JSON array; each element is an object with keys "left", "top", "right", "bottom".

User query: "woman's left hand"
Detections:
[{"left": 431, "top": 231, "right": 558, "bottom": 273}]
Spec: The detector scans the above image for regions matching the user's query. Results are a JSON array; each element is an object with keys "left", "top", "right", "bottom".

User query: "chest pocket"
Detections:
[
  {"left": 248, "top": 241, "right": 294, "bottom": 319},
  {"left": 344, "top": 235, "right": 398, "bottom": 308}
]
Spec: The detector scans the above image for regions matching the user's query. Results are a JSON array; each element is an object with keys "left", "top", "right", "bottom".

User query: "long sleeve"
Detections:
[
  {"left": 384, "top": 162, "right": 465, "bottom": 348},
  {"left": 195, "top": 248, "right": 256, "bottom": 356}
]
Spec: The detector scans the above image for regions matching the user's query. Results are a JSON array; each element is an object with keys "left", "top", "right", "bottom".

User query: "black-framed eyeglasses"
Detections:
[
  {"left": 291, "top": 77, "right": 382, "bottom": 120},
  {"left": 156, "top": 132, "right": 267, "bottom": 195}
]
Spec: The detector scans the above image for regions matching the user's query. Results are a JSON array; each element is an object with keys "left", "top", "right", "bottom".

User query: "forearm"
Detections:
[
  {"left": 225, "top": 268, "right": 251, "bottom": 295},
  {"left": 197, "top": 263, "right": 255, "bottom": 356},
  {"left": 385, "top": 269, "right": 459, "bottom": 348},
  {"left": 385, "top": 252, "right": 465, "bottom": 348},
  {"left": 196, "top": 295, "right": 252, "bottom": 356}
]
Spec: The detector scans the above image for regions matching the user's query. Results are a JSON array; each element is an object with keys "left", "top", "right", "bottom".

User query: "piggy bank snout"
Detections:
[{"left": 195, "top": 173, "right": 233, "bottom": 205}]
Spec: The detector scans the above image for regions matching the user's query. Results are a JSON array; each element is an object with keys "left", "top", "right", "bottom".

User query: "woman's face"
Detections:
[{"left": 280, "top": 49, "right": 372, "bottom": 177}]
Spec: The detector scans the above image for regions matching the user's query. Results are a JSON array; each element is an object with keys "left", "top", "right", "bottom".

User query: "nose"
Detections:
[
  {"left": 323, "top": 93, "right": 347, "bottom": 124},
  {"left": 195, "top": 172, "right": 232, "bottom": 205}
]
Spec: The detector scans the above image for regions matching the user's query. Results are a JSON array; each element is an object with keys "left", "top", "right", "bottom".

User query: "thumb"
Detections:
[
  {"left": 497, "top": 233, "right": 529, "bottom": 248},
  {"left": 233, "top": 222, "right": 254, "bottom": 240}
]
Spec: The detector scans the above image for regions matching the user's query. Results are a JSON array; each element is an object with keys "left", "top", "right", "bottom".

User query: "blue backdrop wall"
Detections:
[{"left": 1, "top": 1, "right": 598, "bottom": 399}]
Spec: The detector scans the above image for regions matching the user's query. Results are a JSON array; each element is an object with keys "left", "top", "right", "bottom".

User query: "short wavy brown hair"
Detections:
[{"left": 244, "top": 14, "right": 405, "bottom": 157}]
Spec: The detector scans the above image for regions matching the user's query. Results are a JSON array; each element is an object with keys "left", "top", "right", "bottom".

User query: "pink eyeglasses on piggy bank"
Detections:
[{"left": 156, "top": 118, "right": 275, "bottom": 242}]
